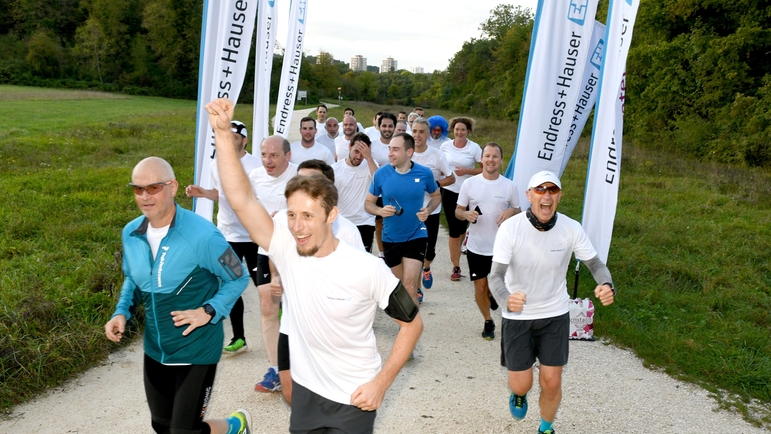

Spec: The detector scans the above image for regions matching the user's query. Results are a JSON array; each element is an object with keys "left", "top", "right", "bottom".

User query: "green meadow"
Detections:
[{"left": 1, "top": 86, "right": 769, "bottom": 427}]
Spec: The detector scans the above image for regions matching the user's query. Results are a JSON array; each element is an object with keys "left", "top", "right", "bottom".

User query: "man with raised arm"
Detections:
[{"left": 205, "top": 98, "right": 422, "bottom": 434}]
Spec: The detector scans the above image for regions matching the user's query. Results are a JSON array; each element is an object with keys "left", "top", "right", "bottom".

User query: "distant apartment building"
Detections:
[
  {"left": 412, "top": 67, "right": 424, "bottom": 74},
  {"left": 350, "top": 55, "right": 367, "bottom": 72},
  {"left": 381, "top": 57, "right": 397, "bottom": 73}
]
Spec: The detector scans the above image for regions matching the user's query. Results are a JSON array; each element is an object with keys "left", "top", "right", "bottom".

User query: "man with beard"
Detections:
[
  {"left": 333, "top": 132, "right": 379, "bottom": 252},
  {"left": 206, "top": 98, "right": 422, "bottom": 434},
  {"left": 427, "top": 115, "right": 449, "bottom": 149},
  {"left": 315, "top": 116, "right": 340, "bottom": 160}
]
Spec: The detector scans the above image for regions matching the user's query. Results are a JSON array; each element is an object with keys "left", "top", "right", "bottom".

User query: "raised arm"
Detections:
[{"left": 205, "top": 98, "right": 274, "bottom": 250}]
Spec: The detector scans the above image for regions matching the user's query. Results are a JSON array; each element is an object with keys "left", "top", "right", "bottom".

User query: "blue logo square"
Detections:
[{"left": 567, "top": 0, "right": 590, "bottom": 25}]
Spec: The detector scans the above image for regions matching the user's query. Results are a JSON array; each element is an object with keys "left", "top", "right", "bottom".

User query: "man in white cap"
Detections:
[{"left": 488, "top": 170, "right": 616, "bottom": 434}]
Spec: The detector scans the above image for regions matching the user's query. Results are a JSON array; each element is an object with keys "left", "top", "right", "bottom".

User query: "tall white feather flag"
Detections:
[{"left": 581, "top": 0, "right": 639, "bottom": 263}]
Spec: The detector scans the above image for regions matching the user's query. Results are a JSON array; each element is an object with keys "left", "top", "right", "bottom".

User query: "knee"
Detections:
[{"left": 540, "top": 375, "right": 562, "bottom": 394}]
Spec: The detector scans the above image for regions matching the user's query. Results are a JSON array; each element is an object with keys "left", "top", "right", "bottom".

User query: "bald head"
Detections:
[{"left": 132, "top": 157, "right": 176, "bottom": 183}]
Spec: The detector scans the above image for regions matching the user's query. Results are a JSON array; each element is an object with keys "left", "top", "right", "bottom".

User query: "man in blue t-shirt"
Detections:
[{"left": 366, "top": 133, "right": 441, "bottom": 305}]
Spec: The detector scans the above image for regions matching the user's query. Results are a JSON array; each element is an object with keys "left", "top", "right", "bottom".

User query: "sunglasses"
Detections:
[
  {"left": 531, "top": 185, "right": 561, "bottom": 195},
  {"left": 129, "top": 181, "right": 173, "bottom": 195}
]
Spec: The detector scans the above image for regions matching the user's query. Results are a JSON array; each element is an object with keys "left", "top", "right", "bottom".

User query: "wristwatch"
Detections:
[{"left": 202, "top": 304, "right": 216, "bottom": 318}]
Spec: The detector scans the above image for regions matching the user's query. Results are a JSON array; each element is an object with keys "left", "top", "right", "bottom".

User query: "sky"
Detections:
[{"left": 275, "top": 0, "right": 539, "bottom": 73}]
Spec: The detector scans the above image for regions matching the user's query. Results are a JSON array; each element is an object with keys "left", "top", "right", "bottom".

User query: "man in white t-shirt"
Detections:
[
  {"left": 247, "top": 135, "right": 298, "bottom": 394},
  {"left": 409, "top": 117, "right": 455, "bottom": 291},
  {"left": 206, "top": 97, "right": 422, "bottom": 434},
  {"left": 185, "top": 120, "right": 262, "bottom": 355},
  {"left": 315, "top": 116, "right": 339, "bottom": 159},
  {"left": 314, "top": 103, "right": 328, "bottom": 135},
  {"left": 334, "top": 115, "right": 359, "bottom": 161},
  {"left": 456, "top": 142, "right": 520, "bottom": 341},
  {"left": 488, "top": 170, "right": 616, "bottom": 434},
  {"left": 290, "top": 117, "right": 335, "bottom": 166},
  {"left": 333, "top": 132, "right": 379, "bottom": 253},
  {"left": 343, "top": 107, "right": 365, "bottom": 133}
]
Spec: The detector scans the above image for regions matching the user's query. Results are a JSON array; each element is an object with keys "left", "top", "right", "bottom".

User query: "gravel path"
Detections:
[
  {"left": 1, "top": 223, "right": 765, "bottom": 433},
  {"left": 2, "top": 106, "right": 766, "bottom": 433}
]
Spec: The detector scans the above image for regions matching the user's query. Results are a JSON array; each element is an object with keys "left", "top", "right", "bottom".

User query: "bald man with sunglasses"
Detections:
[
  {"left": 105, "top": 157, "right": 251, "bottom": 434},
  {"left": 488, "top": 170, "right": 616, "bottom": 434}
]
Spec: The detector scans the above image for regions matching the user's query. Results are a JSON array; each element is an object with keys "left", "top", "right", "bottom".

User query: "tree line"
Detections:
[{"left": 1, "top": 1, "right": 768, "bottom": 166}]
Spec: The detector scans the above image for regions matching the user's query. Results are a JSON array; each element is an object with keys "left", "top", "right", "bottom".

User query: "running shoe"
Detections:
[
  {"left": 509, "top": 393, "right": 528, "bottom": 420},
  {"left": 489, "top": 293, "right": 499, "bottom": 311},
  {"left": 223, "top": 337, "right": 246, "bottom": 354},
  {"left": 254, "top": 367, "right": 281, "bottom": 392},
  {"left": 418, "top": 287, "right": 424, "bottom": 304},
  {"left": 422, "top": 268, "right": 433, "bottom": 289},
  {"left": 482, "top": 320, "right": 495, "bottom": 340},
  {"left": 450, "top": 266, "right": 462, "bottom": 281},
  {"left": 229, "top": 408, "right": 252, "bottom": 434},
  {"left": 538, "top": 430, "right": 555, "bottom": 434}
]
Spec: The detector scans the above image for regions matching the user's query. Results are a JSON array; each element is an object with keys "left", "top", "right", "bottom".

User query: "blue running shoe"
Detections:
[
  {"left": 422, "top": 268, "right": 433, "bottom": 289},
  {"left": 509, "top": 393, "right": 527, "bottom": 420},
  {"left": 418, "top": 288, "right": 424, "bottom": 304},
  {"left": 254, "top": 367, "right": 281, "bottom": 392},
  {"left": 538, "top": 430, "right": 555, "bottom": 434}
]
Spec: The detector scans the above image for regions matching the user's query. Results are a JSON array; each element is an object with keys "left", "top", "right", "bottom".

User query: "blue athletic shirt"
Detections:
[{"left": 369, "top": 162, "right": 437, "bottom": 243}]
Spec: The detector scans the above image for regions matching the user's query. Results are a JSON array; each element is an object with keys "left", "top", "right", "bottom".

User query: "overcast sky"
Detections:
[{"left": 275, "top": 0, "right": 539, "bottom": 73}]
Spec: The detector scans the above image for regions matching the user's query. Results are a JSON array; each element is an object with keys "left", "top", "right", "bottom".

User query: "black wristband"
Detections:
[
  {"left": 603, "top": 283, "right": 616, "bottom": 296},
  {"left": 202, "top": 303, "right": 216, "bottom": 318}
]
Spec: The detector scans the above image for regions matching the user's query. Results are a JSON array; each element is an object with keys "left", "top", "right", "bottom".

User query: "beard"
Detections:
[{"left": 296, "top": 244, "right": 320, "bottom": 257}]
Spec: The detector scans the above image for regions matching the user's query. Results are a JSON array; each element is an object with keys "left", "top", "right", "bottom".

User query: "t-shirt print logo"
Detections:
[{"left": 414, "top": 178, "right": 420, "bottom": 182}]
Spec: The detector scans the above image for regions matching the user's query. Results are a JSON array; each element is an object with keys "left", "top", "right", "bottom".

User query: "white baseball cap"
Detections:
[
  {"left": 231, "top": 120, "right": 248, "bottom": 138},
  {"left": 528, "top": 170, "right": 561, "bottom": 190}
]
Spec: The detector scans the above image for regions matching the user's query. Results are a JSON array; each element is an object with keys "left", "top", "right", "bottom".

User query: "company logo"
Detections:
[
  {"left": 414, "top": 178, "right": 420, "bottom": 182},
  {"left": 157, "top": 247, "right": 169, "bottom": 287},
  {"left": 297, "top": 0, "right": 307, "bottom": 24},
  {"left": 268, "top": 0, "right": 275, "bottom": 6},
  {"left": 590, "top": 39, "right": 605, "bottom": 70},
  {"left": 567, "top": 0, "right": 590, "bottom": 26}
]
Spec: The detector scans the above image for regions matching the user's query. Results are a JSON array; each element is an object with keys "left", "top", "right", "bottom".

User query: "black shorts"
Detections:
[
  {"left": 466, "top": 250, "right": 492, "bottom": 281},
  {"left": 278, "top": 332, "right": 290, "bottom": 372},
  {"left": 289, "top": 381, "right": 376, "bottom": 434},
  {"left": 441, "top": 188, "right": 468, "bottom": 238},
  {"left": 255, "top": 253, "right": 270, "bottom": 286},
  {"left": 356, "top": 225, "right": 376, "bottom": 253},
  {"left": 143, "top": 354, "right": 217, "bottom": 434},
  {"left": 229, "top": 241, "right": 260, "bottom": 287},
  {"left": 382, "top": 238, "right": 428, "bottom": 268},
  {"left": 502, "top": 312, "right": 570, "bottom": 371}
]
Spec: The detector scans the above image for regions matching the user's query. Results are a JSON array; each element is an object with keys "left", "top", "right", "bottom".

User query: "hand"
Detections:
[
  {"left": 595, "top": 284, "right": 615, "bottom": 306},
  {"left": 171, "top": 308, "right": 212, "bottom": 337},
  {"left": 350, "top": 379, "right": 387, "bottom": 411},
  {"left": 204, "top": 99, "right": 235, "bottom": 133},
  {"left": 465, "top": 210, "right": 479, "bottom": 223},
  {"left": 104, "top": 315, "right": 127, "bottom": 342},
  {"left": 496, "top": 208, "right": 518, "bottom": 226},
  {"left": 270, "top": 276, "right": 283, "bottom": 297},
  {"left": 381, "top": 205, "right": 397, "bottom": 217},
  {"left": 353, "top": 141, "right": 372, "bottom": 160},
  {"left": 416, "top": 208, "right": 429, "bottom": 222},
  {"left": 454, "top": 167, "right": 467, "bottom": 177},
  {"left": 507, "top": 291, "right": 526, "bottom": 312},
  {"left": 185, "top": 185, "right": 206, "bottom": 198}
]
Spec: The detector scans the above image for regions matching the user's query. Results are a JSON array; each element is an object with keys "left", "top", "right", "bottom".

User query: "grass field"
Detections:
[{"left": 1, "top": 86, "right": 770, "bottom": 427}]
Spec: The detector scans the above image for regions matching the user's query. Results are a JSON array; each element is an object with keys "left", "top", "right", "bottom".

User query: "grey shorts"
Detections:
[
  {"left": 502, "top": 312, "right": 570, "bottom": 371},
  {"left": 289, "top": 381, "right": 376, "bottom": 434}
]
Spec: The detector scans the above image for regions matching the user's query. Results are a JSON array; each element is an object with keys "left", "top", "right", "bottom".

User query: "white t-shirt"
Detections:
[
  {"left": 268, "top": 216, "right": 397, "bottom": 405},
  {"left": 211, "top": 152, "right": 263, "bottom": 242},
  {"left": 289, "top": 141, "right": 335, "bottom": 166},
  {"left": 248, "top": 162, "right": 298, "bottom": 254},
  {"left": 411, "top": 146, "right": 453, "bottom": 215},
  {"left": 371, "top": 140, "right": 390, "bottom": 167},
  {"left": 364, "top": 126, "right": 380, "bottom": 142},
  {"left": 315, "top": 134, "right": 338, "bottom": 160},
  {"left": 492, "top": 212, "right": 597, "bottom": 320},
  {"left": 427, "top": 137, "right": 445, "bottom": 149},
  {"left": 333, "top": 159, "right": 376, "bottom": 226},
  {"left": 457, "top": 174, "right": 519, "bottom": 256},
  {"left": 146, "top": 224, "right": 169, "bottom": 259},
  {"left": 440, "top": 139, "right": 482, "bottom": 193},
  {"left": 334, "top": 135, "right": 353, "bottom": 161}
]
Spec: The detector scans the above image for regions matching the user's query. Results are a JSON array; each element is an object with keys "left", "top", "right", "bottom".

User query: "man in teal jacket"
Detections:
[{"left": 104, "top": 156, "right": 252, "bottom": 434}]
